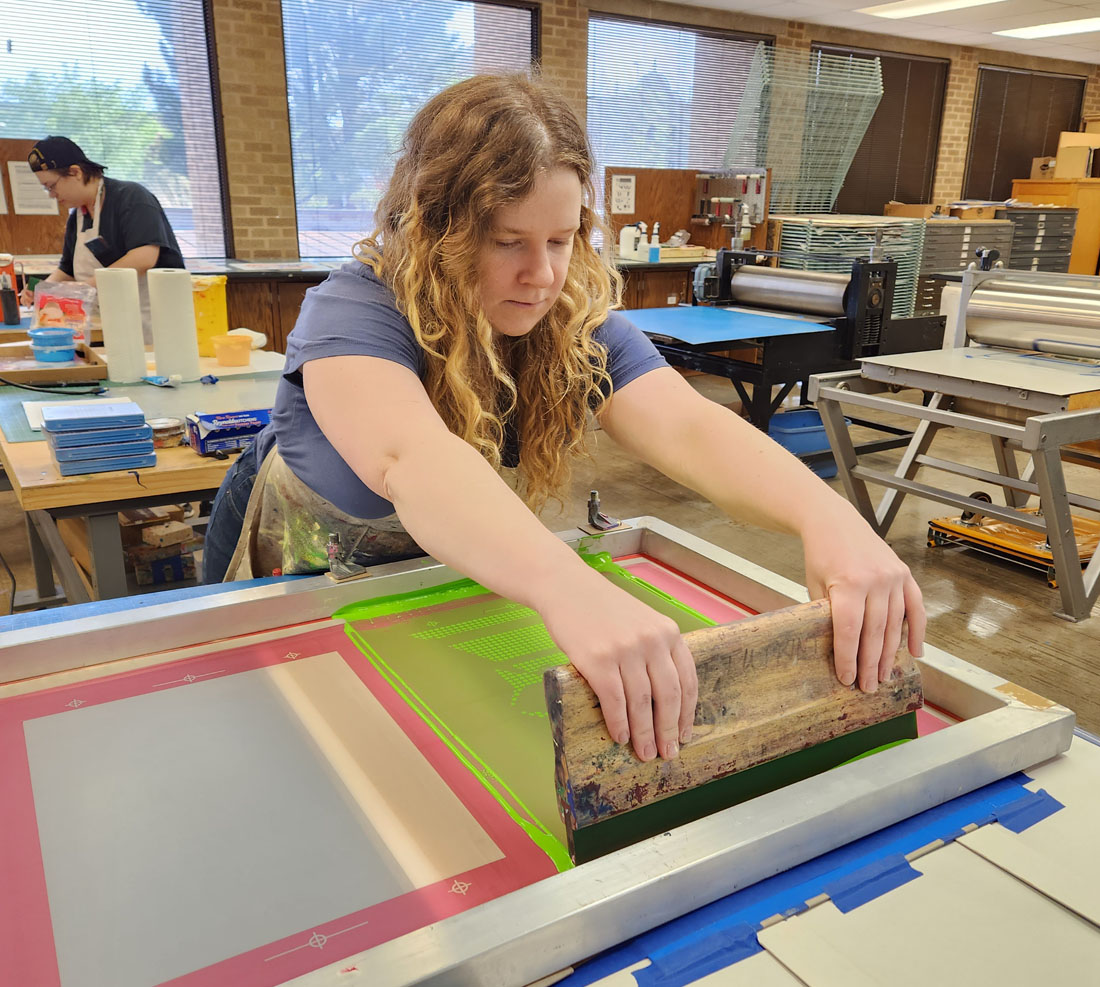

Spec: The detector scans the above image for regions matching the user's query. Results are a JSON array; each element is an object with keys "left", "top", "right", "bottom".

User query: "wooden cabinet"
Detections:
[
  {"left": 1010, "top": 178, "right": 1100, "bottom": 276},
  {"left": 619, "top": 265, "right": 694, "bottom": 310},
  {"left": 225, "top": 278, "right": 321, "bottom": 353}
]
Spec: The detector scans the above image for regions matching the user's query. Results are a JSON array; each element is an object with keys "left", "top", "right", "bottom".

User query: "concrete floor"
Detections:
[{"left": 1, "top": 376, "right": 1097, "bottom": 733}]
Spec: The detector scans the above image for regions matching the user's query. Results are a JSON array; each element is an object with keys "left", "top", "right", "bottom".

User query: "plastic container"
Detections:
[
  {"left": 768, "top": 408, "right": 839, "bottom": 479},
  {"left": 211, "top": 333, "right": 252, "bottom": 367},
  {"left": 148, "top": 417, "right": 186, "bottom": 448},
  {"left": 192, "top": 275, "right": 229, "bottom": 357},
  {"left": 28, "top": 327, "right": 77, "bottom": 362}
]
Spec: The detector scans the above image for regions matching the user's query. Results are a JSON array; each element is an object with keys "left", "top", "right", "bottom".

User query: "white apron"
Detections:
[{"left": 75, "top": 180, "right": 153, "bottom": 341}]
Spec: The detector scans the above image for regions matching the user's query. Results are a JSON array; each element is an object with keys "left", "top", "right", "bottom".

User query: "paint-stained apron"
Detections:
[{"left": 223, "top": 446, "right": 425, "bottom": 581}]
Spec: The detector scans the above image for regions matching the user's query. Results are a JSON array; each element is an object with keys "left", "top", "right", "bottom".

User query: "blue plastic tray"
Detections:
[
  {"left": 41, "top": 402, "right": 145, "bottom": 432},
  {"left": 51, "top": 439, "right": 156, "bottom": 462},
  {"left": 46, "top": 424, "right": 154, "bottom": 449},
  {"left": 57, "top": 452, "right": 157, "bottom": 476}
]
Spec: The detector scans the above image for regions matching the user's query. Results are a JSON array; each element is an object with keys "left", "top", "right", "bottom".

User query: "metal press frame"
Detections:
[
  {"left": 809, "top": 268, "right": 1100, "bottom": 622},
  {"left": 0, "top": 517, "right": 1075, "bottom": 987}
]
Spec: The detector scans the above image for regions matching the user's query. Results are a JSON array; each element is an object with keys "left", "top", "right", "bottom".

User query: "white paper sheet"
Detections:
[{"left": 7, "top": 161, "right": 58, "bottom": 215}]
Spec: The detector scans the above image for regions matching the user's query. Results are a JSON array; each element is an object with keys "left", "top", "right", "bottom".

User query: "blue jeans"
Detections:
[{"left": 202, "top": 439, "right": 262, "bottom": 584}]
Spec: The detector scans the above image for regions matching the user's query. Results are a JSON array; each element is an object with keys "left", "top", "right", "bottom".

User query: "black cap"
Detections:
[{"left": 28, "top": 136, "right": 105, "bottom": 173}]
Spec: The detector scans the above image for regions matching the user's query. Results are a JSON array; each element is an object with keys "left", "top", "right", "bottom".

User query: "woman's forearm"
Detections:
[{"left": 381, "top": 430, "right": 605, "bottom": 610}]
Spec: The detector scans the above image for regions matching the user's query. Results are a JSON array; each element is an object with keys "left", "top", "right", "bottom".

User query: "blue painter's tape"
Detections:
[
  {"left": 993, "top": 788, "right": 1064, "bottom": 833},
  {"left": 636, "top": 921, "right": 759, "bottom": 987},
  {"left": 823, "top": 854, "right": 920, "bottom": 913},
  {"left": 560, "top": 774, "right": 1039, "bottom": 987}
]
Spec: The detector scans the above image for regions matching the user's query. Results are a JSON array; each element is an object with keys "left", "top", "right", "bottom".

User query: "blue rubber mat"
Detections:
[{"left": 624, "top": 306, "right": 829, "bottom": 346}]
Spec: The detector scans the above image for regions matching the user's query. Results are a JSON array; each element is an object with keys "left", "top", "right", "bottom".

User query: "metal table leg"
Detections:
[
  {"left": 86, "top": 512, "right": 128, "bottom": 600},
  {"left": 28, "top": 511, "right": 91, "bottom": 605},
  {"left": 25, "top": 513, "right": 55, "bottom": 600}
]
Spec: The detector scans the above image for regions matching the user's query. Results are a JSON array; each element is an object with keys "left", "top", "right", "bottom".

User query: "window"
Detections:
[
  {"left": 814, "top": 44, "right": 947, "bottom": 216},
  {"left": 587, "top": 15, "right": 770, "bottom": 172},
  {"left": 965, "top": 66, "right": 1085, "bottom": 201},
  {"left": 1, "top": 0, "right": 228, "bottom": 256},
  {"left": 282, "top": 0, "right": 536, "bottom": 257}
]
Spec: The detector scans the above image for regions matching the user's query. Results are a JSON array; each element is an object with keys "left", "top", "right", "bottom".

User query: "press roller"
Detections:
[
  {"left": 693, "top": 247, "right": 944, "bottom": 361},
  {"left": 941, "top": 271, "right": 1100, "bottom": 359}
]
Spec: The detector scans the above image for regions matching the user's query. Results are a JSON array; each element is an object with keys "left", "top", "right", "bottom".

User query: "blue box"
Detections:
[
  {"left": 768, "top": 408, "right": 838, "bottom": 479},
  {"left": 57, "top": 452, "right": 157, "bottom": 476},
  {"left": 185, "top": 409, "right": 271, "bottom": 455},
  {"left": 41, "top": 402, "right": 145, "bottom": 432}
]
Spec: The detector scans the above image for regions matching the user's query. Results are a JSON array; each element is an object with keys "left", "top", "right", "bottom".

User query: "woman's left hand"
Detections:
[{"left": 800, "top": 501, "right": 925, "bottom": 692}]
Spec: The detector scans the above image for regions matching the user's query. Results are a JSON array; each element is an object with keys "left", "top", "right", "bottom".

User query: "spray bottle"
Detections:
[{"left": 0, "top": 253, "right": 19, "bottom": 326}]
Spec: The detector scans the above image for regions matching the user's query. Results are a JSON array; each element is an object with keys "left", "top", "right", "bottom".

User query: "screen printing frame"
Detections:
[{"left": 0, "top": 517, "right": 1075, "bottom": 987}]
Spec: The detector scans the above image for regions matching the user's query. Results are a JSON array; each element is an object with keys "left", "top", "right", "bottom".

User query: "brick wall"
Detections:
[
  {"left": 210, "top": 0, "right": 298, "bottom": 259},
  {"left": 539, "top": 0, "right": 590, "bottom": 123},
  {"left": 208, "top": 0, "right": 1098, "bottom": 257},
  {"left": 1084, "top": 66, "right": 1100, "bottom": 123},
  {"left": 931, "top": 47, "right": 979, "bottom": 203}
]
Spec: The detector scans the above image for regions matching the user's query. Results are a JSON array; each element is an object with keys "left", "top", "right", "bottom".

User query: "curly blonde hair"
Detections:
[{"left": 356, "top": 73, "right": 621, "bottom": 509}]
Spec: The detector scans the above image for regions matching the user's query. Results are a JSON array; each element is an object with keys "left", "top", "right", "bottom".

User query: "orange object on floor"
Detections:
[{"left": 928, "top": 507, "right": 1100, "bottom": 586}]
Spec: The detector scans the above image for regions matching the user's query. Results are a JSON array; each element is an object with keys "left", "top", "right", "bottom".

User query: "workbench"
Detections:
[
  {"left": 0, "top": 368, "right": 281, "bottom": 604},
  {"left": 0, "top": 517, "right": 1084, "bottom": 987}
]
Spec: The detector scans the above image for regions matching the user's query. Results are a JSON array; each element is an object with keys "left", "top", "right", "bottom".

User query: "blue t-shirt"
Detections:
[{"left": 262, "top": 261, "right": 667, "bottom": 518}]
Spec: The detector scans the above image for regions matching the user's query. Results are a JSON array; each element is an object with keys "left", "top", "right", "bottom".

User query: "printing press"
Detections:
[
  {"left": 810, "top": 267, "right": 1100, "bottom": 621},
  {"left": 631, "top": 248, "right": 944, "bottom": 434}
]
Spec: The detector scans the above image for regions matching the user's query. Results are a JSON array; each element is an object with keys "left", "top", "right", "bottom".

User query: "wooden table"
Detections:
[{"left": 0, "top": 379, "right": 278, "bottom": 604}]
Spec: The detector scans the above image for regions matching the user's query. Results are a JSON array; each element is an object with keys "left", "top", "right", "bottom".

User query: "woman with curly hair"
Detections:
[{"left": 204, "top": 73, "right": 924, "bottom": 763}]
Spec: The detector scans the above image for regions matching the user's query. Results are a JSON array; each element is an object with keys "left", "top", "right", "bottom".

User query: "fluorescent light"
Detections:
[
  {"left": 857, "top": 0, "right": 1007, "bottom": 18},
  {"left": 996, "top": 17, "right": 1100, "bottom": 39}
]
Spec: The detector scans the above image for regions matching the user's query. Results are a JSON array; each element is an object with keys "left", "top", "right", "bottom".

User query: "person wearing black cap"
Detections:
[{"left": 20, "top": 136, "right": 185, "bottom": 337}]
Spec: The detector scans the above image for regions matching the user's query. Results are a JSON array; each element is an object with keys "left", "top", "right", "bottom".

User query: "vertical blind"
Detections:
[
  {"left": 282, "top": 0, "right": 536, "bottom": 257},
  {"left": 964, "top": 66, "right": 1085, "bottom": 201},
  {"left": 814, "top": 44, "right": 947, "bottom": 216},
  {"left": 1, "top": 0, "right": 227, "bottom": 256},
  {"left": 587, "top": 15, "right": 771, "bottom": 174}
]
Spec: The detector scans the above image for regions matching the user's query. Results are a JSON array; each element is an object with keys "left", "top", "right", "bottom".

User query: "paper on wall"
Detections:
[{"left": 7, "top": 161, "right": 58, "bottom": 216}]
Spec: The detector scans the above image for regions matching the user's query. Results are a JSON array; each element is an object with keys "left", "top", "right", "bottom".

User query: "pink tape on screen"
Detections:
[{"left": 0, "top": 623, "right": 556, "bottom": 987}]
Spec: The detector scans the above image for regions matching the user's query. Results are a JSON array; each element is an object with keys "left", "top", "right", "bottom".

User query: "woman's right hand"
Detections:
[
  {"left": 18, "top": 285, "right": 33, "bottom": 307},
  {"left": 540, "top": 573, "right": 698, "bottom": 762}
]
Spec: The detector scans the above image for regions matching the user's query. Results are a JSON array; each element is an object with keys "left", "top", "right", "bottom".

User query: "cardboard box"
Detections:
[
  {"left": 1086, "top": 116, "right": 1100, "bottom": 134},
  {"left": 185, "top": 409, "right": 271, "bottom": 456},
  {"left": 884, "top": 202, "right": 943, "bottom": 219},
  {"left": 949, "top": 205, "right": 999, "bottom": 220},
  {"left": 141, "top": 520, "right": 194, "bottom": 549},
  {"left": 1031, "top": 156, "right": 1057, "bottom": 179},
  {"left": 1054, "top": 145, "right": 1095, "bottom": 179},
  {"left": 118, "top": 505, "right": 186, "bottom": 547}
]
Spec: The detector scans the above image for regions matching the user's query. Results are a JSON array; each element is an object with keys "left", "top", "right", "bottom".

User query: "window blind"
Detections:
[
  {"left": 1, "top": 0, "right": 228, "bottom": 257},
  {"left": 587, "top": 15, "right": 771, "bottom": 173},
  {"left": 964, "top": 66, "right": 1085, "bottom": 202},
  {"left": 282, "top": 0, "right": 536, "bottom": 258},
  {"left": 813, "top": 44, "right": 947, "bottom": 216}
]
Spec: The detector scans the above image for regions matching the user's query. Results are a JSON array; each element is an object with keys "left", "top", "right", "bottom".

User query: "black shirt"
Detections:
[{"left": 59, "top": 177, "right": 184, "bottom": 277}]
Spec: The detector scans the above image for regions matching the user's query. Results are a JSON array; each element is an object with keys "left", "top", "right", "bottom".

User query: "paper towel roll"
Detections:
[
  {"left": 147, "top": 268, "right": 201, "bottom": 381},
  {"left": 94, "top": 268, "right": 148, "bottom": 383}
]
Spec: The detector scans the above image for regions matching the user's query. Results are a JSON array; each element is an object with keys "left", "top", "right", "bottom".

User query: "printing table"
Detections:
[
  {"left": 0, "top": 517, "right": 1086, "bottom": 987},
  {"left": 626, "top": 305, "right": 913, "bottom": 461},
  {"left": 0, "top": 369, "right": 280, "bottom": 605}
]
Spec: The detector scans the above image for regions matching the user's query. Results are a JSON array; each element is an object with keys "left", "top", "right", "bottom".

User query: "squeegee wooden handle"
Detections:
[{"left": 543, "top": 598, "right": 922, "bottom": 835}]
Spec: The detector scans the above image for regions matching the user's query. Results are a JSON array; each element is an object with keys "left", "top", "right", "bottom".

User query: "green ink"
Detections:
[{"left": 334, "top": 578, "right": 490, "bottom": 622}]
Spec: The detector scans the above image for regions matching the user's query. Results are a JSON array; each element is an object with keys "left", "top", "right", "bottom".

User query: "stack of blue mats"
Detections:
[{"left": 41, "top": 402, "right": 156, "bottom": 476}]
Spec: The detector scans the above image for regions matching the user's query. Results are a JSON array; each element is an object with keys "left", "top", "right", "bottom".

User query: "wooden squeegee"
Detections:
[{"left": 543, "top": 598, "right": 923, "bottom": 863}]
